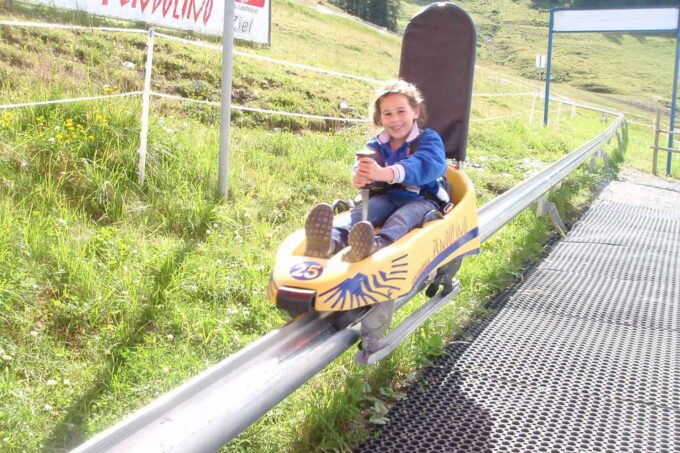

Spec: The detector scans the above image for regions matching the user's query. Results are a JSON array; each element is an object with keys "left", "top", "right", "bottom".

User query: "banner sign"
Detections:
[
  {"left": 554, "top": 7, "right": 679, "bottom": 33},
  {"left": 21, "top": 0, "right": 271, "bottom": 44}
]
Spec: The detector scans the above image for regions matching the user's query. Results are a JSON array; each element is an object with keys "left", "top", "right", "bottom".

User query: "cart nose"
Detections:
[{"left": 277, "top": 286, "right": 316, "bottom": 317}]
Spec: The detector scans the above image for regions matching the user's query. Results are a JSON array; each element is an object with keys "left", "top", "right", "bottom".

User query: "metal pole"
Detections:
[
  {"left": 355, "top": 149, "right": 376, "bottom": 221},
  {"left": 137, "top": 28, "right": 155, "bottom": 185},
  {"left": 218, "top": 0, "right": 236, "bottom": 198},
  {"left": 653, "top": 110, "right": 661, "bottom": 176},
  {"left": 667, "top": 13, "right": 680, "bottom": 176},
  {"left": 543, "top": 8, "right": 555, "bottom": 127}
]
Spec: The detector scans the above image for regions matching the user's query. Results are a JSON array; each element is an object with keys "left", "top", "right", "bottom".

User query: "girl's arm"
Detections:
[{"left": 392, "top": 130, "right": 447, "bottom": 185}]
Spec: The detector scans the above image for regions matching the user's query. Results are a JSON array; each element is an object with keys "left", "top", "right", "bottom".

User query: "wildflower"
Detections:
[
  {"left": 166, "top": 334, "right": 174, "bottom": 341},
  {"left": 88, "top": 135, "right": 95, "bottom": 141},
  {"left": 46, "top": 379, "right": 57, "bottom": 386},
  {"left": 48, "top": 137, "right": 56, "bottom": 143},
  {"left": 2, "top": 111, "right": 12, "bottom": 127},
  {"left": 162, "top": 367, "right": 170, "bottom": 374},
  {"left": 30, "top": 330, "right": 38, "bottom": 337},
  {"left": 44, "top": 404, "right": 52, "bottom": 411},
  {"left": 1, "top": 354, "right": 12, "bottom": 362},
  {"left": 55, "top": 134, "right": 63, "bottom": 141},
  {"left": 63, "top": 379, "right": 71, "bottom": 386}
]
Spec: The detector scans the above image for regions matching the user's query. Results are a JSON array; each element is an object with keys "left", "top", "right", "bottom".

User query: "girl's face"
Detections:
[{"left": 379, "top": 93, "right": 420, "bottom": 144}]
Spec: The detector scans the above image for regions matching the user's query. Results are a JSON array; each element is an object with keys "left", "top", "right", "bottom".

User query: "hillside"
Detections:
[{"left": 0, "top": 0, "right": 668, "bottom": 452}]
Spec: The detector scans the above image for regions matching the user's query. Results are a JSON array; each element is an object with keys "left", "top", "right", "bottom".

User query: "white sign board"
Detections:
[
  {"left": 554, "top": 8, "right": 679, "bottom": 33},
  {"left": 21, "top": 0, "right": 271, "bottom": 44},
  {"left": 535, "top": 54, "right": 546, "bottom": 68}
]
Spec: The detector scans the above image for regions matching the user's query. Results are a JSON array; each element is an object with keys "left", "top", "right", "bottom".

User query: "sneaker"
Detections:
[
  {"left": 345, "top": 221, "right": 377, "bottom": 262},
  {"left": 304, "top": 203, "right": 334, "bottom": 258}
]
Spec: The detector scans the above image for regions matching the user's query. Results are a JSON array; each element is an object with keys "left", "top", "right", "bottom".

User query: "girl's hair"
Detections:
[{"left": 372, "top": 79, "right": 428, "bottom": 127}]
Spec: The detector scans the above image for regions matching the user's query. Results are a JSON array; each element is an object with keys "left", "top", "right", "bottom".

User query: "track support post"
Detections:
[
  {"left": 356, "top": 282, "right": 462, "bottom": 365},
  {"left": 536, "top": 194, "right": 566, "bottom": 235},
  {"left": 600, "top": 150, "right": 611, "bottom": 173},
  {"left": 589, "top": 149, "right": 610, "bottom": 174}
]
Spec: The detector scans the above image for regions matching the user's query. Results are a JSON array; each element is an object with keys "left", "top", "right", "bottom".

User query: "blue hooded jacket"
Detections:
[{"left": 363, "top": 126, "right": 447, "bottom": 201}]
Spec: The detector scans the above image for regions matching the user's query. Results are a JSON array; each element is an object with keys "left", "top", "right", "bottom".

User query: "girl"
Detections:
[{"left": 305, "top": 79, "right": 448, "bottom": 262}]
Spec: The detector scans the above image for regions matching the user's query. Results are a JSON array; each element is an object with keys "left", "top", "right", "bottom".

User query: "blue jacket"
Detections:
[{"left": 364, "top": 127, "right": 447, "bottom": 201}]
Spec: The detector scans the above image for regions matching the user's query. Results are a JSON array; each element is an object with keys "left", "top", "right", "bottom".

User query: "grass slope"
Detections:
[{"left": 0, "top": 0, "right": 670, "bottom": 451}]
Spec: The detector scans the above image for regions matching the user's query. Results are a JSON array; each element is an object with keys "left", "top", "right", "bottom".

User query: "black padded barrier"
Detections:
[{"left": 356, "top": 200, "right": 679, "bottom": 452}]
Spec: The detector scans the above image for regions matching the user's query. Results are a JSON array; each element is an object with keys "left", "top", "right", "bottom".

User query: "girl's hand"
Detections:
[
  {"left": 355, "top": 157, "right": 392, "bottom": 183},
  {"left": 352, "top": 172, "right": 371, "bottom": 188}
]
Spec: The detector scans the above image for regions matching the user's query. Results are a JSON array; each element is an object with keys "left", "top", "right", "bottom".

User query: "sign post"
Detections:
[
  {"left": 543, "top": 9, "right": 554, "bottom": 127},
  {"left": 219, "top": 0, "right": 236, "bottom": 198},
  {"left": 668, "top": 8, "right": 680, "bottom": 176}
]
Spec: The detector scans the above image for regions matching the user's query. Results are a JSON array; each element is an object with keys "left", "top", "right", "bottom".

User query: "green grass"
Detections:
[{"left": 0, "top": 0, "right": 672, "bottom": 451}]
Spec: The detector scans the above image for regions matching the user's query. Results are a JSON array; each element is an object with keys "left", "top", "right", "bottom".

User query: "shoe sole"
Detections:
[
  {"left": 346, "top": 221, "right": 375, "bottom": 262},
  {"left": 304, "top": 204, "right": 333, "bottom": 258}
]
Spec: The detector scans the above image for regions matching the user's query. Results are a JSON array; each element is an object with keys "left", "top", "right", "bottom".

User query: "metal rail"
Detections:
[
  {"left": 71, "top": 114, "right": 625, "bottom": 453},
  {"left": 479, "top": 114, "right": 624, "bottom": 242}
]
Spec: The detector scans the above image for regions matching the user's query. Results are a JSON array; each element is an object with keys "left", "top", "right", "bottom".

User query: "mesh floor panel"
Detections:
[{"left": 355, "top": 200, "right": 679, "bottom": 452}]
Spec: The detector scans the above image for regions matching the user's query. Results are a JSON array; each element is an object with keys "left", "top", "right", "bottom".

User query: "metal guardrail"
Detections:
[
  {"left": 71, "top": 113, "right": 625, "bottom": 453},
  {"left": 479, "top": 113, "right": 624, "bottom": 242}
]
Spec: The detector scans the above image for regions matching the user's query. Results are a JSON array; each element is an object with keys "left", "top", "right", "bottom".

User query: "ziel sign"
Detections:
[{"left": 22, "top": 0, "right": 271, "bottom": 44}]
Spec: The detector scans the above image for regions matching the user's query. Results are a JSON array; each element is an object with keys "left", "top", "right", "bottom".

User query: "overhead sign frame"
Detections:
[{"left": 544, "top": 6, "right": 680, "bottom": 176}]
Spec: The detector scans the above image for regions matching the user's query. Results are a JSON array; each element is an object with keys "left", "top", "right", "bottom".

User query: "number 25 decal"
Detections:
[{"left": 290, "top": 261, "right": 323, "bottom": 281}]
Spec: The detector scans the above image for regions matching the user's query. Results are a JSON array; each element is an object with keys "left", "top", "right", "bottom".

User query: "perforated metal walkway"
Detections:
[{"left": 357, "top": 173, "right": 679, "bottom": 452}]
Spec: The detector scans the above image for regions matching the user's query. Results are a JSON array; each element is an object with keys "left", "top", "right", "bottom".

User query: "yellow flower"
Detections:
[
  {"left": 88, "top": 135, "right": 95, "bottom": 141},
  {"left": 55, "top": 134, "right": 63, "bottom": 140}
]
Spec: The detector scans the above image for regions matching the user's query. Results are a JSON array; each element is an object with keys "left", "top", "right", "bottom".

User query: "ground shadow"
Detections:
[{"left": 42, "top": 241, "right": 197, "bottom": 452}]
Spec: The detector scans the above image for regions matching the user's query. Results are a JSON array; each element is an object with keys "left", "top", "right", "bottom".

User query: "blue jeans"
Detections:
[{"left": 332, "top": 194, "right": 438, "bottom": 249}]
